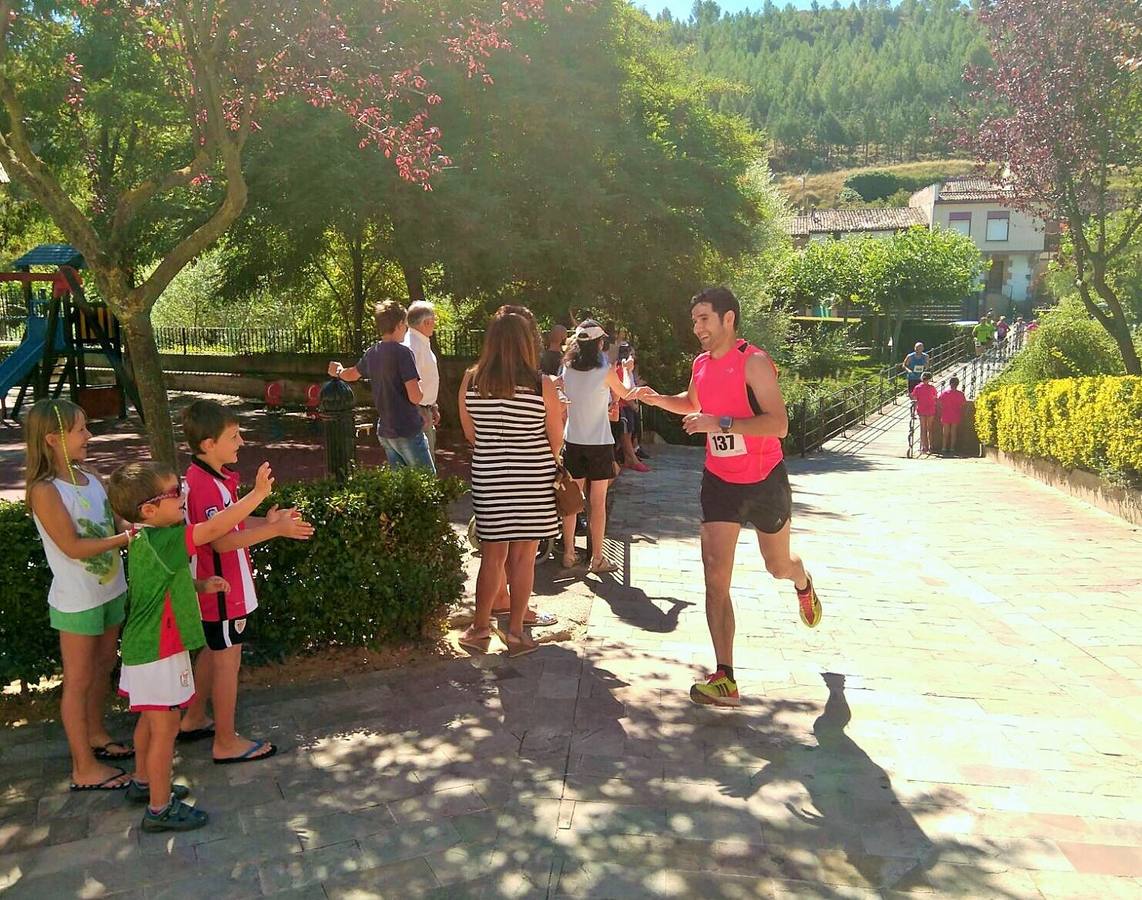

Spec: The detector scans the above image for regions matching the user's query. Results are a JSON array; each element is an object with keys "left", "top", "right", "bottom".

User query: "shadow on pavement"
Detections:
[{"left": 1, "top": 645, "right": 1041, "bottom": 897}]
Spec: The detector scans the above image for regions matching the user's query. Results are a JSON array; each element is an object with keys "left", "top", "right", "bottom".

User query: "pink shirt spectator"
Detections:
[
  {"left": 938, "top": 388, "right": 967, "bottom": 425},
  {"left": 911, "top": 382, "right": 937, "bottom": 417}
]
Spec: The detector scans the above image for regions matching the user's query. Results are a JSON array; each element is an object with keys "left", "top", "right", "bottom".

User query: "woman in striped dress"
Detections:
[{"left": 458, "top": 309, "right": 563, "bottom": 656}]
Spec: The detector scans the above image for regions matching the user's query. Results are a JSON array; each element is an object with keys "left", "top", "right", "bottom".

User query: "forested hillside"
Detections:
[{"left": 661, "top": 0, "right": 989, "bottom": 172}]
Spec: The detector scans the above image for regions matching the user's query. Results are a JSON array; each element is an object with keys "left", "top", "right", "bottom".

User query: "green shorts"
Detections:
[{"left": 50, "top": 593, "right": 127, "bottom": 636}]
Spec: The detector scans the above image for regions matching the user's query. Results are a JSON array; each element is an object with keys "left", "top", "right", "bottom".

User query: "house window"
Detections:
[
  {"left": 948, "top": 212, "right": 971, "bottom": 236},
  {"left": 986, "top": 211, "right": 1010, "bottom": 242}
]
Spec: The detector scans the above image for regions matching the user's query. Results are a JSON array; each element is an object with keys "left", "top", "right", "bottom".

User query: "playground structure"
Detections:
[{"left": 0, "top": 244, "right": 141, "bottom": 422}]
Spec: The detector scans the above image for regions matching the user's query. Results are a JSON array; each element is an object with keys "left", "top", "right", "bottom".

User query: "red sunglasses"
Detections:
[{"left": 140, "top": 481, "right": 186, "bottom": 509}]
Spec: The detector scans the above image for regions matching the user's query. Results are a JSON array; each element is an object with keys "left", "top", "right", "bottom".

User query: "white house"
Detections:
[
  {"left": 908, "top": 176, "right": 1054, "bottom": 305},
  {"left": 787, "top": 175, "right": 1055, "bottom": 316}
]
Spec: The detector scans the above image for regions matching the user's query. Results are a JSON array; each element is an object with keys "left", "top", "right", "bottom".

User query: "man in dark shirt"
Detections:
[
  {"left": 540, "top": 324, "right": 567, "bottom": 377},
  {"left": 328, "top": 300, "right": 435, "bottom": 473}
]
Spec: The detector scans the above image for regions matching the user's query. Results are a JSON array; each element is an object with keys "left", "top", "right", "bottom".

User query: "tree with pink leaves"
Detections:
[
  {"left": 0, "top": 0, "right": 562, "bottom": 461},
  {"left": 959, "top": 0, "right": 1141, "bottom": 374}
]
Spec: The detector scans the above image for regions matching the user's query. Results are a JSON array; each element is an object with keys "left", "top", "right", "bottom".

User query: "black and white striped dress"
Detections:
[{"left": 467, "top": 377, "right": 559, "bottom": 543}]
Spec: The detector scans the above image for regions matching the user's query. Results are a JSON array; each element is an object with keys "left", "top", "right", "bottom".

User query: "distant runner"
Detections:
[{"left": 638, "top": 287, "right": 822, "bottom": 708}]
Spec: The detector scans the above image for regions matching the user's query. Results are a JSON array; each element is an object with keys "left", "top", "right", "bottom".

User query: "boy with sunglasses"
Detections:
[{"left": 107, "top": 460, "right": 274, "bottom": 831}]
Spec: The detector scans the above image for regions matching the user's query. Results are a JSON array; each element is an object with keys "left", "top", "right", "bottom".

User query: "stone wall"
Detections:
[
  {"left": 985, "top": 448, "right": 1142, "bottom": 526},
  {"left": 157, "top": 352, "right": 474, "bottom": 427}
]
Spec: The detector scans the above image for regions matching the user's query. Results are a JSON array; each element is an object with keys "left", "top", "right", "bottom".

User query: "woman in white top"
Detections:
[
  {"left": 25, "top": 399, "right": 133, "bottom": 792},
  {"left": 560, "top": 320, "right": 640, "bottom": 573}
]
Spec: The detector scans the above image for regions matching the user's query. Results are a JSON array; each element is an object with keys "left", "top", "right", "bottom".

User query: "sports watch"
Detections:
[{"left": 718, "top": 415, "right": 734, "bottom": 434}]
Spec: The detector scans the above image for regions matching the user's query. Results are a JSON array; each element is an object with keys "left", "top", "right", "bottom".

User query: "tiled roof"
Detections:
[
  {"left": 937, "top": 176, "right": 1012, "bottom": 202},
  {"left": 788, "top": 207, "right": 927, "bottom": 236}
]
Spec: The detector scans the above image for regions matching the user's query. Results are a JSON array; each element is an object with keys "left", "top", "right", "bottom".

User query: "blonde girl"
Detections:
[{"left": 25, "top": 398, "right": 134, "bottom": 791}]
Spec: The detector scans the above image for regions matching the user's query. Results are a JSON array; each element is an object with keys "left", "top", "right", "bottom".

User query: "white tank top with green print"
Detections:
[{"left": 32, "top": 474, "right": 127, "bottom": 612}]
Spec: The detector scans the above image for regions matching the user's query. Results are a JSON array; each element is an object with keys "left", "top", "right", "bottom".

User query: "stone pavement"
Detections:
[{"left": 2, "top": 424, "right": 1140, "bottom": 897}]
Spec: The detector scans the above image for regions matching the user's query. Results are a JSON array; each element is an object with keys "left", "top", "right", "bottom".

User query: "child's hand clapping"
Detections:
[
  {"left": 266, "top": 505, "right": 316, "bottom": 541},
  {"left": 254, "top": 462, "right": 274, "bottom": 499},
  {"left": 194, "top": 576, "right": 230, "bottom": 594}
]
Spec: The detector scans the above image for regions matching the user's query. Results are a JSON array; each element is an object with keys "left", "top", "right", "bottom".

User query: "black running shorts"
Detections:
[
  {"left": 564, "top": 442, "right": 617, "bottom": 482},
  {"left": 202, "top": 617, "right": 249, "bottom": 651},
  {"left": 700, "top": 462, "right": 792, "bottom": 534}
]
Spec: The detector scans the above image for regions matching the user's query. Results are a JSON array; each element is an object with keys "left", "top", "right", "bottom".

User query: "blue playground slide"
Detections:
[{"left": 0, "top": 316, "right": 64, "bottom": 396}]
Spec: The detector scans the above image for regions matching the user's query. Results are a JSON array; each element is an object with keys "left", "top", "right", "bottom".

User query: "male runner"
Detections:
[{"left": 637, "top": 287, "right": 822, "bottom": 708}]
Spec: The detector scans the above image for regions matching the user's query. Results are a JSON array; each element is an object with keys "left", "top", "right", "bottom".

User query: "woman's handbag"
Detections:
[{"left": 553, "top": 462, "right": 585, "bottom": 518}]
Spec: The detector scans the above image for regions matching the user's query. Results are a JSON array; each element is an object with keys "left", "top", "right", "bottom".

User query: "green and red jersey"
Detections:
[{"left": 119, "top": 525, "right": 206, "bottom": 667}]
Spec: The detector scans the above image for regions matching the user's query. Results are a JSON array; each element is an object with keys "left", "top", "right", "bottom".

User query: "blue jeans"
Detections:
[{"left": 379, "top": 431, "right": 436, "bottom": 474}]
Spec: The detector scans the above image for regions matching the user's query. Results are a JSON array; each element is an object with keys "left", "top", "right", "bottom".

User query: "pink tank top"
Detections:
[{"left": 692, "top": 339, "right": 784, "bottom": 484}]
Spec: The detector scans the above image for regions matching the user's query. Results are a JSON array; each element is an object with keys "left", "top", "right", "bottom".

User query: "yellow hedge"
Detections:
[{"left": 975, "top": 376, "right": 1142, "bottom": 480}]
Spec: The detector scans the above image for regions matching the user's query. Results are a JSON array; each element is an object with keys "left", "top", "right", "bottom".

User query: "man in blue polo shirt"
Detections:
[{"left": 327, "top": 300, "right": 434, "bottom": 473}]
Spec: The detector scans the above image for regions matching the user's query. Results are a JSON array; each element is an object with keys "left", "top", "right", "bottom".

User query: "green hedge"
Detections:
[
  {"left": 976, "top": 376, "right": 1142, "bottom": 487},
  {"left": 0, "top": 466, "right": 466, "bottom": 686},
  {"left": 248, "top": 467, "right": 466, "bottom": 661},
  {"left": 0, "top": 501, "right": 58, "bottom": 687}
]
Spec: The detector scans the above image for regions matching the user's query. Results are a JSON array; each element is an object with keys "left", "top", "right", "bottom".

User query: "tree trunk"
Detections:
[
  {"left": 120, "top": 307, "right": 177, "bottom": 466},
  {"left": 1088, "top": 273, "right": 1142, "bottom": 375},
  {"left": 402, "top": 261, "right": 425, "bottom": 305},
  {"left": 891, "top": 312, "right": 905, "bottom": 361},
  {"left": 1106, "top": 317, "right": 1142, "bottom": 374}
]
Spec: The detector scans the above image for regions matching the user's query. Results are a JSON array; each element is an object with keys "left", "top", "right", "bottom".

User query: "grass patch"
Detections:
[{"left": 777, "top": 158, "right": 977, "bottom": 209}]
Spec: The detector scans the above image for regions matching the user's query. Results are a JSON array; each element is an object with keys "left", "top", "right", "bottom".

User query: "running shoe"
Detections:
[
  {"left": 796, "top": 574, "right": 823, "bottom": 628},
  {"left": 126, "top": 781, "right": 190, "bottom": 804},
  {"left": 690, "top": 669, "right": 740, "bottom": 708},
  {"left": 141, "top": 797, "right": 209, "bottom": 832}
]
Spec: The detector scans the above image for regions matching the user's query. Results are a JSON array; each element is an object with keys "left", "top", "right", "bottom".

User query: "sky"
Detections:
[{"left": 638, "top": 0, "right": 832, "bottom": 20}]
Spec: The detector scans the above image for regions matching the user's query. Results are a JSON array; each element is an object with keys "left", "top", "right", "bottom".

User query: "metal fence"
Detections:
[
  {"left": 150, "top": 323, "right": 484, "bottom": 359},
  {"left": 152, "top": 324, "right": 355, "bottom": 356},
  {"left": 785, "top": 333, "right": 976, "bottom": 455}
]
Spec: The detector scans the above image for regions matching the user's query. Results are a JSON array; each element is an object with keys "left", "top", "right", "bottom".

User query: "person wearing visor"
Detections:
[{"left": 560, "top": 319, "right": 642, "bottom": 574}]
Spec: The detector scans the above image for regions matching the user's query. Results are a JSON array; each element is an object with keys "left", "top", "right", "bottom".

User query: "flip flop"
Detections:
[
  {"left": 213, "top": 739, "right": 278, "bottom": 766},
  {"left": 176, "top": 725, "right": 216, "bottom": 743},
  {"left": 90, "top": 742, "right": 134, "bottom": 761},
  {"left": 70, "top": 767, "right": 129, "bottom": 792}
]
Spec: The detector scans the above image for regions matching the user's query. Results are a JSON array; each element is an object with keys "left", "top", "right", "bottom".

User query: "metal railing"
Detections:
[
  {"left": 786, "top": 333, "right": 974, "bottom": 455},
  {"left": 905, "top": 330, "right": 1025, "bottom": 457},
  {"left": 151, "top": 324, "right": 483, "bottom": 359},
  {"left": 152, "top": 324, "right": 355, "bottom": 356}
]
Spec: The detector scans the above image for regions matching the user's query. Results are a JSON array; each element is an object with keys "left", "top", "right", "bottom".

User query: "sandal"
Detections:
[
  {"left": 70, "top": 767, "right": 130, "bottom": 792},
  {"left": 588, "top": 558, "right": 619, "bottom": 575},
  {"left": 91, "top": 741, "right": 134, "bottom": 761},
  {"left": 458, "top": 627, "right": 492, "bottom": 652},
  {"left": 506, "top": 635, "right": 540, "bottom": 658},
  {"left": 492, "top": 626, "right": 539, "bottom": 658}
]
